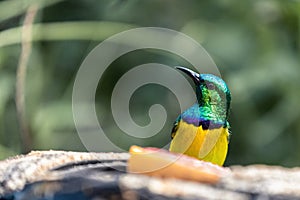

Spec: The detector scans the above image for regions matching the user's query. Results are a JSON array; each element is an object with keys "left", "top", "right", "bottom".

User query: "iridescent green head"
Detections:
[{"left": 176, "top": 66, "right": 231, "bottom": 121}]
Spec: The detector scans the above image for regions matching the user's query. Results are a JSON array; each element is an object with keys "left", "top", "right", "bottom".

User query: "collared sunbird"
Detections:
[{"left": 170, "top": 66, "right": 231, "bottom": 166}]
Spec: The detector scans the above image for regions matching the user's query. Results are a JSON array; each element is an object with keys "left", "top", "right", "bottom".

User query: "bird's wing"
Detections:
[{"left": 171, "top": 115, "right": 181, "bottom": 139}]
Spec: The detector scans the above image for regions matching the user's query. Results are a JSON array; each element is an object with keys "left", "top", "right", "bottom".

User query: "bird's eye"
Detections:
[{"left": 207, "top": 83, "right": 215, "bottom": 90}]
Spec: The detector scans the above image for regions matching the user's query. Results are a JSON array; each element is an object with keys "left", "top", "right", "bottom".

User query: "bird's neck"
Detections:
[
  {"left": 199, "top": 102, "right": 228, "bottom": 125},
  {"left": 196, "top": 86, "right": 229, "bottom": 124}
]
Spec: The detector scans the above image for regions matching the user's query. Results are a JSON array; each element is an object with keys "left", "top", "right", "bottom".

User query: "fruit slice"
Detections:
[{"left": 127, "top": 145, "right": 230, "bottom": 184}]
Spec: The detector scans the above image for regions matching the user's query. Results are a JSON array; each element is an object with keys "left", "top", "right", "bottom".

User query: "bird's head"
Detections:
[{"left": 175, "top": 66, "right": 231, "bottom": 118}]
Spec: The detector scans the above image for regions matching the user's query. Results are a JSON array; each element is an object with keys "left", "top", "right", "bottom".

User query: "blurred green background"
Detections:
[{"left": 0, "top": 0, "right": 299, "bottom": 167}]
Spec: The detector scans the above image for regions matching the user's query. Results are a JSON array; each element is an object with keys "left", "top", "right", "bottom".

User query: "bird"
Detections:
[{"left": 169, "top": 66, "right": 231, "bottom": 166}]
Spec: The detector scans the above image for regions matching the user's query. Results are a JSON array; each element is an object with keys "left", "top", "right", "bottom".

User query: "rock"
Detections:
[
  {"left": 219, "top": 165, "right": 300, "bottom": 199},
  {"left": 0, "top": 150, "right": 129, "bottom": 198},
  {"left": 0, "top": 151, "right": 300, "bottom": 200}
]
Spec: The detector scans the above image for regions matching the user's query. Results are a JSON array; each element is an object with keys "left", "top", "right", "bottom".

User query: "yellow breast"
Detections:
[{"left": 169, "top": 120, "right": 229, "bottom": 166}]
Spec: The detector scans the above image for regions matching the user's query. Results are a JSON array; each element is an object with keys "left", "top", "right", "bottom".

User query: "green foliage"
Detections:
[{"left": 0, "top": 0, "right": 299, "bottom": 166}]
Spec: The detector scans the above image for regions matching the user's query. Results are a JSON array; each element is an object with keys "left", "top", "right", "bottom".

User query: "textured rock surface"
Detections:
[{"left": 0, "top": 151, "right": 300, "bottom": 200}]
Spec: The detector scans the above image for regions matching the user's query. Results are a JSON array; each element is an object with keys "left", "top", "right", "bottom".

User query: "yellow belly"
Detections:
[{"left": 169, "top": 121, "right": 229, "bottom": 166}]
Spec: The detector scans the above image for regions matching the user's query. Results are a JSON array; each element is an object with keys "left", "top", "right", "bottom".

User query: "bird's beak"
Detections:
[{"left": 175, "top": 66, "right": 200, "bottom": 84}]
